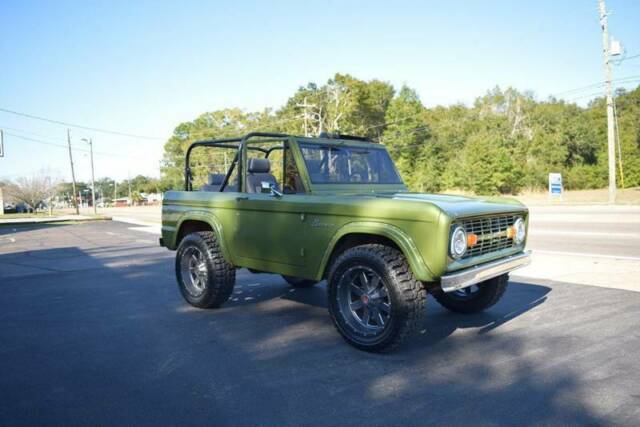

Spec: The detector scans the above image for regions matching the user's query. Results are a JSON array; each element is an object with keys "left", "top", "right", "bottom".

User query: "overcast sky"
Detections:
[{"left": 1, "top": 0, "right": 639, "bottom": 182}]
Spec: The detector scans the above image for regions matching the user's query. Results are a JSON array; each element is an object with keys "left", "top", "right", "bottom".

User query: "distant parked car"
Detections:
[
  {"left": 3, "top": 203, "right": 17, "bottom": 213},
  {"left": 15, "top": 203, "right": 33, "bottom": 213}
]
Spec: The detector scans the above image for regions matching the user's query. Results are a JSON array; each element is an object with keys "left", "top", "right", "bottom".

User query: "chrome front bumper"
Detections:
[{"left": 440, "top": 251, "right": 531, "bottom": 293}]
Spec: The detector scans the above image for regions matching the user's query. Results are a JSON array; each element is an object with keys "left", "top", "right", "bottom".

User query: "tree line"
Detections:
[
  {"left": 161, "top": 73, "right": 640, "bottom": 195},
  {"left": 0, "top": 175, "right": 165, "bottom": 211},
  {"left": 57, "top": 175, "right": 165, "bottom": 201}
]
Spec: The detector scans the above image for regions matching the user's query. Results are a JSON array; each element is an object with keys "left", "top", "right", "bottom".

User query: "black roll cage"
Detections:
[{"left": 184, "top": 132, "right": 290, "bottom": 191}]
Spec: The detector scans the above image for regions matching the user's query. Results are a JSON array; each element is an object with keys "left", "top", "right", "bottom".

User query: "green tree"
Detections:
[{"left": 159, "top": 75, "right": 640, "bottom": 195}]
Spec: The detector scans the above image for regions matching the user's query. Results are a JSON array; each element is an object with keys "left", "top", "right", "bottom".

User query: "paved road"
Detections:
[
  {"left": 88, "top": 204, "right": 640, "bottom": 257},
  {"left": 518, "top": 206, "right": 640, "bottom": 291},
  {"left": 91, "top": 204, "right": 640, "bottom": 290},
  {"left": 1, "top": 221, "right": 639, "bottom": 425},
  {"left": 527, "top": 206, "right": 640, "bottom": 258}
]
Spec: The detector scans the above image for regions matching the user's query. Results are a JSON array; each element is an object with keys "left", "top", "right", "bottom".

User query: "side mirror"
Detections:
[{"left": 261, "top": 181, "right": 283, "bottom": 198}]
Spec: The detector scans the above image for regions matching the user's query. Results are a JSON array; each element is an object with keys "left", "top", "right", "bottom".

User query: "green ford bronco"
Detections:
[{"left": 160, "top": 132, "right": 530, "bottom": 352}]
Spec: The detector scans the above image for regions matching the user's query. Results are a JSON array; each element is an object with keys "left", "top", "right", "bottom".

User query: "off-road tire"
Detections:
[
  {"left": 282, "top": 275, "right": 319, "bottom": 288},
  {"left": 433, "top": 273, "right": 508, "bottom": 314},
  {"left": 327, "top": 244, "right": 426, "bottom": 353},
  {"left": 175, "top": 231, "right": 235, "bottom": 308}
]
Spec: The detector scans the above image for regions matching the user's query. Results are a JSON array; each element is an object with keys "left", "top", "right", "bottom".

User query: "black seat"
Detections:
[
  {"left": 246, "top": 158, "right": 279, "bottom": 193},
  {"left": 200, "top": 173, "right": 225, "bottom": 192}
]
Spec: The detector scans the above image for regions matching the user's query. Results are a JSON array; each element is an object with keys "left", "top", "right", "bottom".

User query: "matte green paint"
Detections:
[{"left": 161, "top": 137, "right": 528, "bottom": 283}]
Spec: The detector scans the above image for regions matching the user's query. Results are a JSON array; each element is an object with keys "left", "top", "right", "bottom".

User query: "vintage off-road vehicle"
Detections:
[{"left": 160, "top": 132, "right": 530, "bottom": 352}]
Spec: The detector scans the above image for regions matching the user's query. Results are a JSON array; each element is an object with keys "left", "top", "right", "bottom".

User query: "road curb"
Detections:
[{"left": 0, "top": 215, "right": 112, "bottom": 226}]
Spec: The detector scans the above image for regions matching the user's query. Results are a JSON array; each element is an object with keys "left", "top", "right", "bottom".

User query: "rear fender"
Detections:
[{"left": 173, "top": 210, "right": 234, "bottom": 263}]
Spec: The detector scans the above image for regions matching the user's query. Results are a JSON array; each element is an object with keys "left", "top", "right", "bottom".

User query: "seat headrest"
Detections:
[
  {"left": 248, "top": 158, "right": 270, "bottom": 173},
  {"left": 208, "top": 173, "right": 225, "bottom": 186}
]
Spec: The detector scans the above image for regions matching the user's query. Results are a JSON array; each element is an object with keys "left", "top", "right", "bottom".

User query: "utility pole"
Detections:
[
  {"left": 114, "top": 180, "right": 117, "bottom": 202},
  {"left": 89, "top": 138, "right": 97, "bottom": 214},
  {"left": 82, "top": 138, "right": 97, "bottom": 215},
  {"left": 127, "top": 171, "right": 132, "bottom": 205},
  {"left": 613, "top": 100, "right": 625, "bottom": 188},
  {"left": 599, "top": 0, "right": 617, "bottom": 203},
  {"left": 67, "top": 129, "right": 80, "bottom": 214},
  {"left": 0, "top": 130, "right": 4, "bottom": 216},
  {"left": 296, "top": 97, "right": 316, "bottom": 137}
]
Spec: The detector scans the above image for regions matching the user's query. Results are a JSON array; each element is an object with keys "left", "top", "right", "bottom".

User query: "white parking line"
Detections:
[
  {"left": 111, "top": 216, "right": 160, "bottom": 227},
  {"left": 128, "top": 226, "right": 161, "bottom": 235},
  {"left": 530, "top": 229, "right": 640, "bottom": 239},
  {"left": 533, "top": 249, "right": 640, "bottom": 261}
]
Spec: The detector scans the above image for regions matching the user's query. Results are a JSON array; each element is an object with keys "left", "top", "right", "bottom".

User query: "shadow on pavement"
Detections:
[{"left": 0, "top": 242, "right": 631, "bottom": 426}]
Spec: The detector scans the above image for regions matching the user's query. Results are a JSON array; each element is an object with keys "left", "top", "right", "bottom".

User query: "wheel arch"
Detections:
[
  {"left": 316, "top": 222, "right": 435, "bottom": 282},
  {"left": 173, "top": 211, "right": 234, "bottom": 264}
]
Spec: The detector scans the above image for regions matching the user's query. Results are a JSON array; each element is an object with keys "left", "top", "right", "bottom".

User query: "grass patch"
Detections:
[
  {"left": 443, "top": 187, "right": 640, "bottom": 205},
  {"left": 515, "top": 187, "right": 640, "bottom": 205}
]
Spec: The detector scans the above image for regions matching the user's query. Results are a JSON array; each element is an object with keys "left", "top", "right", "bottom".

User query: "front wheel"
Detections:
[
  {"left": 433, "top": 274, "right": 508, "bottom": 314},
  {"left": 327, "top": 244, "right": 426, "bottom": 353}
]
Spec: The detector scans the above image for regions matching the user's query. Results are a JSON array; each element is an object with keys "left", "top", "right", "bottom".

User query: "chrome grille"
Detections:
[{"left": 460, "top": 214, "right": 518, "bottom": 259}]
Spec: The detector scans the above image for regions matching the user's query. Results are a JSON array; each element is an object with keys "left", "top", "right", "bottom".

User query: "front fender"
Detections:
[{"left": 316, "top": 221, "right": 435, "bottom": 282}]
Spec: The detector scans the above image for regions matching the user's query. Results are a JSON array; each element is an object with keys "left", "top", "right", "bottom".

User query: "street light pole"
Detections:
[{"left": 81, "top": 138, "right": 97, "bottom": 215}]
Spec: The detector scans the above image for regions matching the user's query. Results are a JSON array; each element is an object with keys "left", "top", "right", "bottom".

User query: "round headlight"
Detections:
[
  {"left": 513, "top": 217, "right": 526, "bottom": 244},
  {"left": 450, "top": 226, "right": 467, "bottom": 259}
]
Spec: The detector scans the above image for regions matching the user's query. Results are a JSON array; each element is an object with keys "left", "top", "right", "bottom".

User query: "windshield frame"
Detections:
[{"left": 297, "top": 141, "right": 404, "bottom": 186}]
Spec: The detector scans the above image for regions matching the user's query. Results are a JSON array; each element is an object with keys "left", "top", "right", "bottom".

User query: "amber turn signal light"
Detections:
[
  {"left": 506, "top": 227, "right": 516, "bottom": 239},
  {"left": 467, "top": 233, "right": 478, "bottom": 246}
]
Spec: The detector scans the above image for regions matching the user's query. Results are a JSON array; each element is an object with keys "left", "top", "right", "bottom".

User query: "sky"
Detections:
[{"left": 1, "top": 0, "right": 639, "bottom": 183}]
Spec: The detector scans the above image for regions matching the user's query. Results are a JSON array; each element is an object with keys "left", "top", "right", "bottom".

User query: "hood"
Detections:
[{"left": 374, "top": 192, "right": 528, "bottom": 219}]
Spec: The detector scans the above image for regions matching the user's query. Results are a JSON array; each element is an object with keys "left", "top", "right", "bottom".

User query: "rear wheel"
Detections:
[
  {"left": 175, "top": 231, "right": 235, "bottom": 308},
  {"left": 433, "top": 274, "right": 508, "bottom": 314},
  {"left": 282, "top": 275, "right": 319, "bottom": 288},
  {"left": 327, "top": 244, "right": 426, "bottom": 353}
]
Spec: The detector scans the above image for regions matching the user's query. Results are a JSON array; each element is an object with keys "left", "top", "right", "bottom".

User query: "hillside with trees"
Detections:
[{"left": 160, "top": 73, "right": 640, "bottom": 195}]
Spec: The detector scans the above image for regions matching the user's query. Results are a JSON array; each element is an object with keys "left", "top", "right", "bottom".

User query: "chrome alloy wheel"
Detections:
[
  {"left": 336, "top": 266, "right": 392, "bottom": 335},
  {"left": 180, "top": 247, "right": 208, "bottom": 297}
]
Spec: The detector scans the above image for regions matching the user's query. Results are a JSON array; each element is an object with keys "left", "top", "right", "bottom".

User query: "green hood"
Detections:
[{"left": 384, "top": 193, "right": 527, "bottom": 219}]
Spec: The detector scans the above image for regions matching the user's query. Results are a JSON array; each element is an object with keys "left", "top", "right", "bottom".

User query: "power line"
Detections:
[
  {"left": 1, "top": 131, "right": 151, "bottom": 160},
  {"left": 370, "top": 77, "right": 640, "bottom": 135},
  {"left": 0, "top": 107, "right": 164, "bottom": 140},
  {"left": 0, "top": 124, "right": 69, "bottom": 142},
  {"left": 3, "top": 131, "right": 113, "bottom": 156},
  {"left": 550, "top": 74, "right": 640, "bottom": 97},
  {"left": 614, "top": 52, "right": 640, "bottom": 65},
  {"left": 564, "top": 91, "right": 607, "bottom": 102}
]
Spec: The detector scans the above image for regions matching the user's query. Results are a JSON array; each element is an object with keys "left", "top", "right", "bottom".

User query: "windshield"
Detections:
[{"left": 299, "top": 143, "right": 403, "bottom": 184}]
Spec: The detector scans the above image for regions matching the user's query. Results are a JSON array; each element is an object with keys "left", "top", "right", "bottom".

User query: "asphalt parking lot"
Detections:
[{"left": 1, "top": 221, "right": 639, "bottom": 426}]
